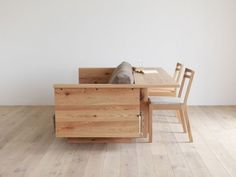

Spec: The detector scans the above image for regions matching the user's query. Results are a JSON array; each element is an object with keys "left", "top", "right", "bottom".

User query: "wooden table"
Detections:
[
  {"left": 134, "top": 67, "right": 178, "bottom": 87},
  {"left": 133, "top": 67, "right": 179, "bottom": 142}
]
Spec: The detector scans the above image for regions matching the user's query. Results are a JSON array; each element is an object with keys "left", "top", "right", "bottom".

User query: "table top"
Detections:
[
  {"left": 133, "top": 67, "right": 179, "bottom": 88},
  {"left": 54, "top": 67, "right": 178, "bottom": 89}
]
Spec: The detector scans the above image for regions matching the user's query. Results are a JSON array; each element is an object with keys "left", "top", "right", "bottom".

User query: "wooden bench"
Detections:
[{"left": 53, "top": 67, "right": 178, "bottom": 143}]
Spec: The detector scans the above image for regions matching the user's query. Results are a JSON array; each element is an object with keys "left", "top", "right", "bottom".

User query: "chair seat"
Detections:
[
  {"left": 149, "top": 88, "right": 176, "bottom": 93},
  {"left": 149, "top": 96, "right": 184, "bottom": 104}
]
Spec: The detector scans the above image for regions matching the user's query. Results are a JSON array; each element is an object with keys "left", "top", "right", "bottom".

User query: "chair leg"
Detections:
[
  {"left": 179, "top": 109, "right": 187, "bottom": 133},
  {"left": 176, "top": 110, "right": 181, "bottom": 123},
  {"left": 182, "top": 106, "right": 193, "bottom": 142},
  {"left": 148, "top": 105, "right": 153, "bottom": 143}
]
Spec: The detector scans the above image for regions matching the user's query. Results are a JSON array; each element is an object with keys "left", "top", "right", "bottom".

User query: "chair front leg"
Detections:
[
  {"left": 179, "top": 109, "right": 187, "bottom": 133},
  {"left": 182, "top": 105, "right": 193, "bottom": 142}
]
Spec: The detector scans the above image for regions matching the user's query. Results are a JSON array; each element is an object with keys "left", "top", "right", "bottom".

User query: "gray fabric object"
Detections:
[
  {"left": 149, "top": 96, "right": 184, "bottom": 104},
  {"left": 109, "top": 61, "right": 134, "bottom": 84}
]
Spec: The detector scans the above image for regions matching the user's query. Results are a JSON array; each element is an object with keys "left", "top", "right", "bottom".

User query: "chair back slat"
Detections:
[
  {"left": 173, "top": 63, "right": 184, "bottom": 82},
  {"left": 178, "top": 68, "right": 195, "bottom": 103}
]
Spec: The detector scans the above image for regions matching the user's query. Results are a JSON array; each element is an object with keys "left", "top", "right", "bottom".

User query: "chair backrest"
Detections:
[
  {"left": 178, "top": 68, "right": 195, "bottom": 103},
  {"left": 173, "top": 63, "right": 184, "bottom": 82}
]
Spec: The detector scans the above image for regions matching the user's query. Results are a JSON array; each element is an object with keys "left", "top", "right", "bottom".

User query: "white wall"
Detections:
[{"left": 1, "top": 0, "right": 236, "bottom": 105}]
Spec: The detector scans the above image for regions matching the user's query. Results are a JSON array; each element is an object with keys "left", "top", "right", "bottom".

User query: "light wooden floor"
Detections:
[{"left": 0, "top": 106, "right": 236, "bottom": 177}]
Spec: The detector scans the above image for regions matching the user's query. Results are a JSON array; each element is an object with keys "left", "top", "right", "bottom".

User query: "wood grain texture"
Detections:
[
  {"left": 79, "top": 68, "right": 115, "bottom": 84},
  {"left": 140, "top": 88, "right": 149, "bottom": 138},
  {"left": 56, "top": 120, "right": 140, "bottom": 137},
  {"left": 54, "top": 67, "right": 179, "bottom": 141},
  {"left": 0, "top": 106, "right": 236, "bottom": 177},
  {"left": 67, "top": 138, "right": 133, "bottom": 144},
  {"left": 148, "top": 87, "right": 176, "bottom": 96},
  {"left": 134, "top": 68, "right": 179, "bottom": 87},
  {"left": 55, "top": 88, "right": 140, "bottom": 106},
  {"left": 148, "top": 63, "right": 183, "bottom": 97},
  {"left": 102, "top": 144, "right": 120, "bottom": 177},
  {"left": 55, "top": 67, "right": 179, "bottom": 89},
  {"left": 55, "top": 88, "right": 141, "bottom": 138}
]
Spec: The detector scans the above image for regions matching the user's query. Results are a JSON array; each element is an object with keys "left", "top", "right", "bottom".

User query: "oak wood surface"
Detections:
[
  {"left": 1, "top": 106, "right": 236, "bottom": 177},
  {"left": 55, "top": 88, "right": 141, "bottom": 138},
  {"left": 55, "top": 67, "right": 179, "bottom": 88},
  {"left": 79, "top": 68, "right": 115, "bottom": 84},
  {"left": 54, "top": 67, "right": 178, "bottom": 141},
  {"left": 133, "top": 68, "right": 178, "bottom": 87},
  {"left": 148, "top": 63, "right": 183, "bottom": 96}
]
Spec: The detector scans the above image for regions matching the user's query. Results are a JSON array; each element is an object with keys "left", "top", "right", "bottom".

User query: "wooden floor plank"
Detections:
[
  {"left": 120, "top": 143, "right": 138, "bottom": 177},
  {"left": 0, "top": 107, "right": 53, "bottom": 176},
  {"left": 152, "top": 119, "right": 175, "bottom": 177},
  {"left": 164, "top": 110, "right": 212, "bottom": 177},
  {"left": 156, "top": 111, "right": 194, "bottom": 177},
  {"left": 190, "top": 107, "right": 235, "bottom": 177},
  {"left": 2, "top": 108, "right": 54, "bottom": 177},
  {"left": 84, "top": 144, "right": 106, "bottom": 177},
  {"left": 0, "top": 106, "right": 236, "bottom": 177},
  {"left": 101, "top": 144, "right": 120, "bottom": 177},
  {"left": 136, "top": 143, "right": 156, "bottom": 177}
]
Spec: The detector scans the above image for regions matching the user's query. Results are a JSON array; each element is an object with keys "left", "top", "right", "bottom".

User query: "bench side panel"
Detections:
[{"left": 54, "top": 87, "right": 141, "bottom": 138}]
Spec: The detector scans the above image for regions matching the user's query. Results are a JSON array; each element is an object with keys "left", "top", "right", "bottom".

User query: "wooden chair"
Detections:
[
  {"left": 148, "top": 62, "right": 184, "bottom": 96},
  {"left": 148, "top": 68, "right": 195, "bottom": 142}
]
